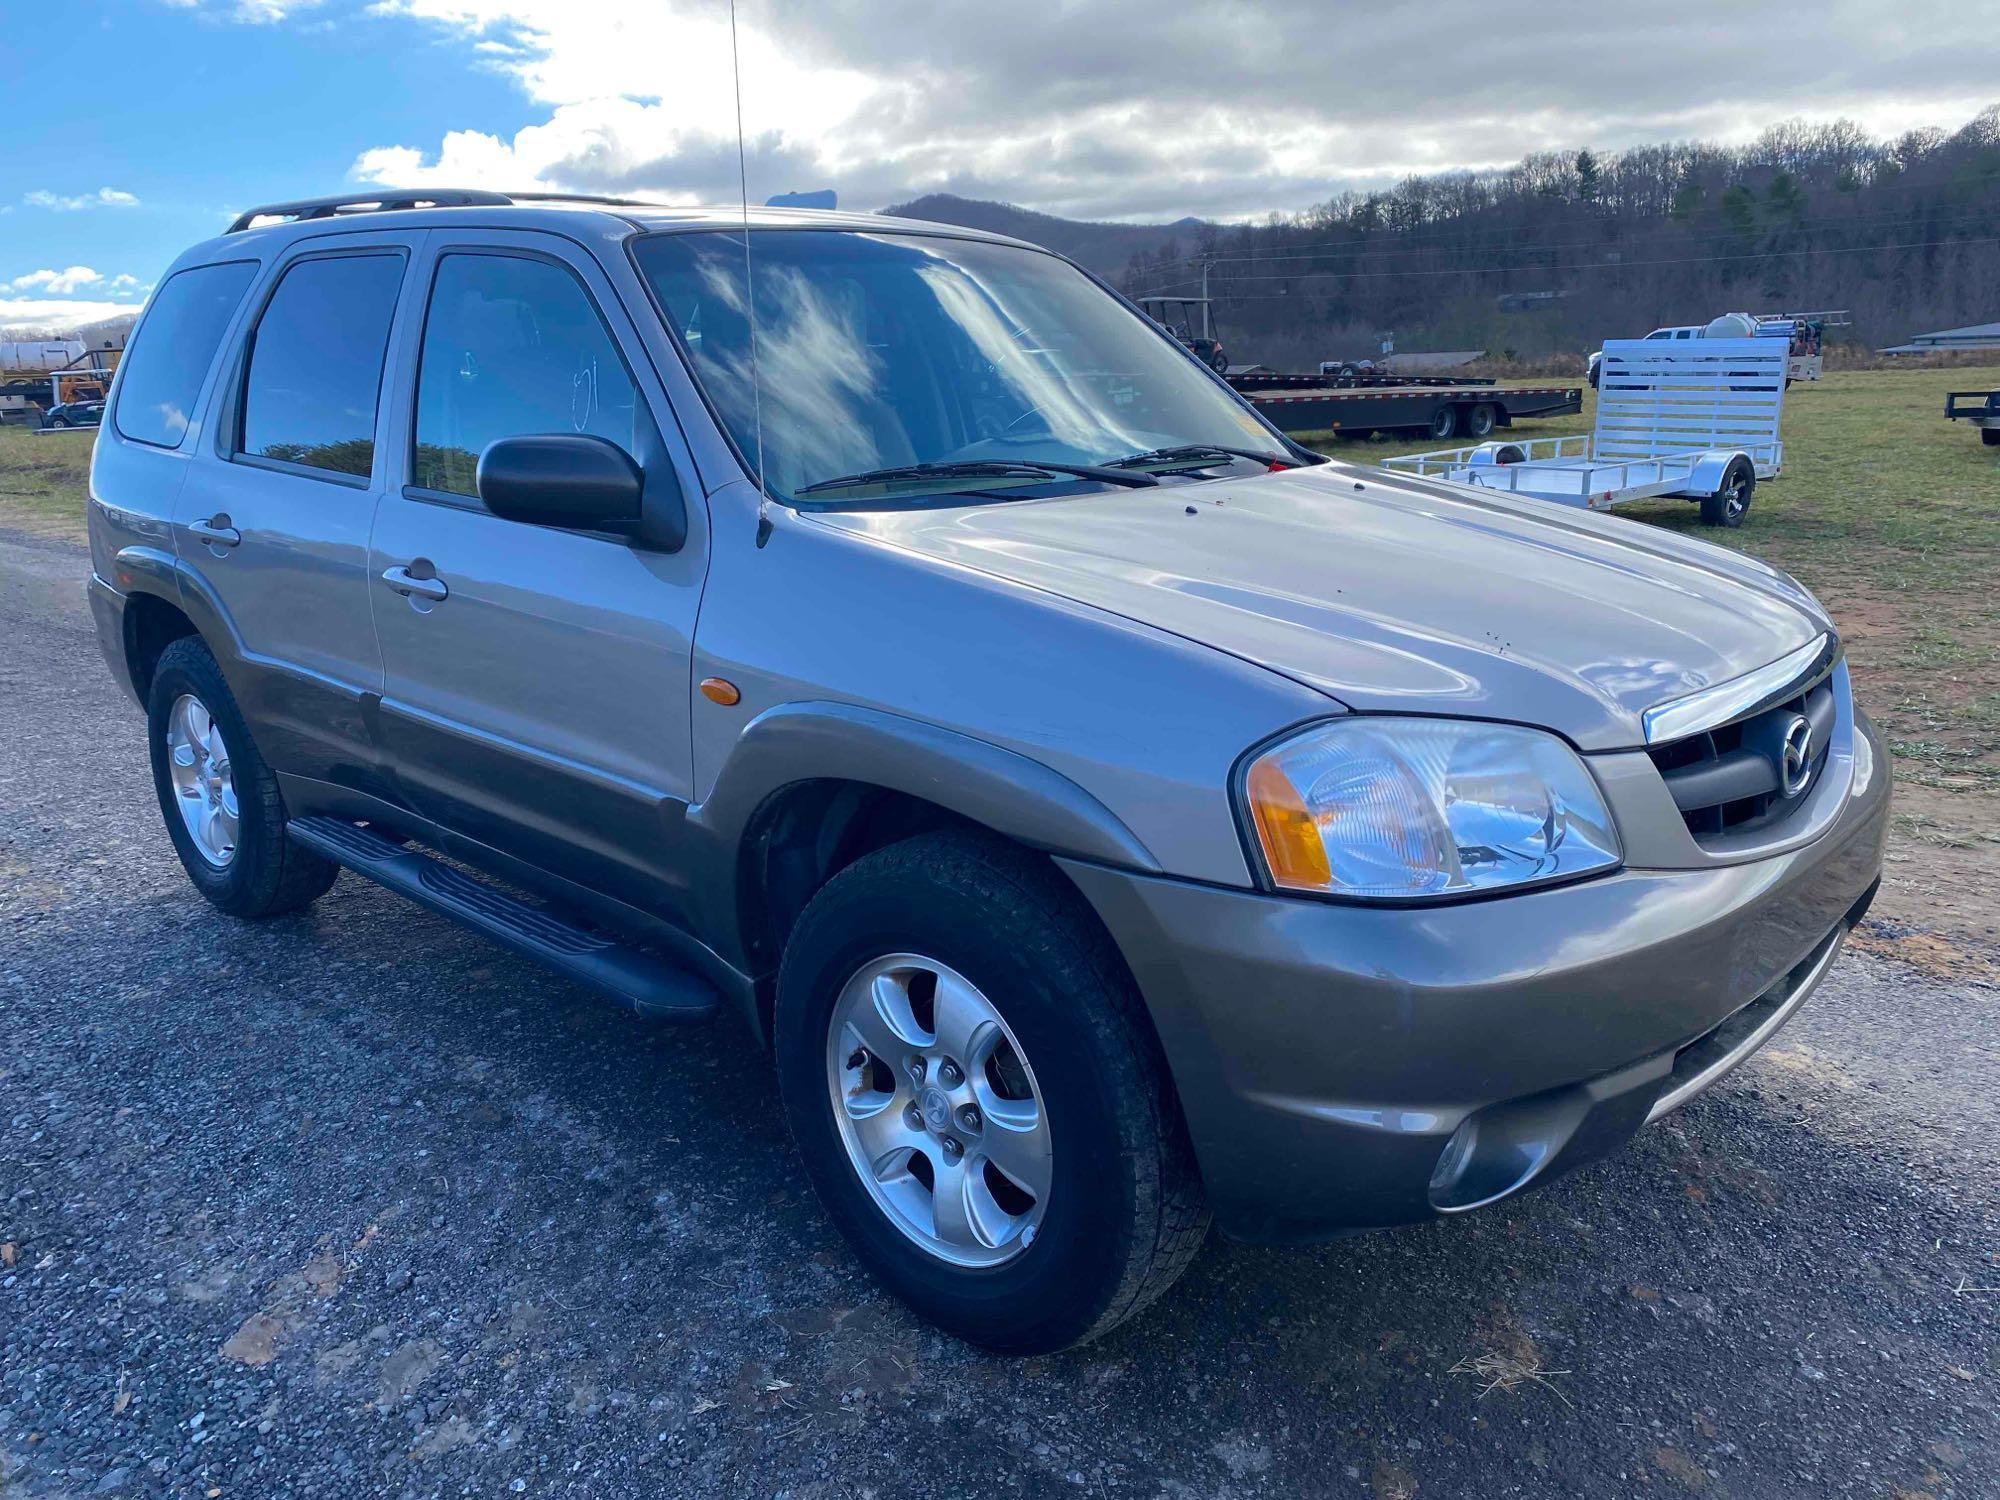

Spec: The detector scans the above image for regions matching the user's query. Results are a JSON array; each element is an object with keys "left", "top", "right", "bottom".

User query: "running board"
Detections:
[{"left": 287, "top": 816, "right": 719, "bottom": 1023}]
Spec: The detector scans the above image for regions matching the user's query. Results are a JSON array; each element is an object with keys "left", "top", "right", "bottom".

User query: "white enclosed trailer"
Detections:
[{"left": 1384, "top": 337, "right": 1787, "bottom": 528}]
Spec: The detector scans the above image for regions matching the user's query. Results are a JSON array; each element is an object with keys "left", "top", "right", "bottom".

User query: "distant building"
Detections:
[
  {"left": 765, "top": 189, "right": 837, "bottom": 210},
  {"left": 1879, "top": 320, "right": 2000, "bottom": 355}
]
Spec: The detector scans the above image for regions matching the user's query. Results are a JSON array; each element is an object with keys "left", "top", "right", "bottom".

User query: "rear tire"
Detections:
[
  {"left": 774, "top": 830, "right": 1209, "bottom": 1353},
  {"left": 1464, "top": 402, "right": 1497, "bottom": 439},
  {"left": 1700, "top": 456, "right": 1755, "bottom": 527},
  {"left": 146, "top": 636, "right": 338, "bottom": 918},
  {"left": 1981, "top": 427, "right": 2000, "bottom": 447}
]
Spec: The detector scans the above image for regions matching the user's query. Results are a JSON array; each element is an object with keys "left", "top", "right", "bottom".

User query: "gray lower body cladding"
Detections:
[{"left": 1059, "top": 714, "right": 1891, "bottom": 1244}]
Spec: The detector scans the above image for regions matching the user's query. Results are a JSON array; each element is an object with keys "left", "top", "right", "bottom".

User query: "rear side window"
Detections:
[
  {"left": 239, "top": 254, "right": 404, "bottom": 479},
  {"left": 412, "top": 253, "right": 638, "bottom": 498},
  {"left": 113, "top": 261, "right": 258, "bottom": 448}
]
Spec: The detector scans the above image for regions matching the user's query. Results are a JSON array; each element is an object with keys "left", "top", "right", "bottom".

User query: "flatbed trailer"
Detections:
[
  {"left": 1239, "top": 370, "right": 1499, "bottom": 391},
  {"left": 1945, "top": 389, "right": 2000, "bottom": 446},
  {"left": 1232, "top": 380, "right": 1581, "bottom": 440}
]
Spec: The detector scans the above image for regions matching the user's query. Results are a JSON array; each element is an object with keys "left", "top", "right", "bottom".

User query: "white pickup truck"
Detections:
[{"left": 1589, "top": 311, "right": 1838, "bottom": 387}]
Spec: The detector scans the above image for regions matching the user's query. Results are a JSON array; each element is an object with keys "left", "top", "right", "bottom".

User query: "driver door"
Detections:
[{"left": 369, "top": 229, "right": 709, "bottom": 922}]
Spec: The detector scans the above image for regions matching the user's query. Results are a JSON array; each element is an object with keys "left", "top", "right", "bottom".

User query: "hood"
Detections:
[{"left": 809, "top": 463, "right": 1829, "bottom": 751}]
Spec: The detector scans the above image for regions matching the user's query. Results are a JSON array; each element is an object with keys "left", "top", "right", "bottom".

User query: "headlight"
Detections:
[{"left": 1239, "top": 718, "right": 1620, "bottom": 900}]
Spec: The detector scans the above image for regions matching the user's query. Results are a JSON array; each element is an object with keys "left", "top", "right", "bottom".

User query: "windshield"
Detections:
[{"left": 633, "top": 230, "right": 1286, "bottom": 504}]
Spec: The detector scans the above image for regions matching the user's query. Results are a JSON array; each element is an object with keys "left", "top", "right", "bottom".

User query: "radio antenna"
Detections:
[{"left": 727, "top": 0, "right": 771, "bottom": 544}]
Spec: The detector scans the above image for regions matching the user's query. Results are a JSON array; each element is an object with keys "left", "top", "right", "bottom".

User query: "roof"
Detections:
[
  {"left": 205, "top": 189, "right": 1033, "bottom": 255},
  {"left": 1879, "top": 320, "right": 2000, "bottom": 354}
]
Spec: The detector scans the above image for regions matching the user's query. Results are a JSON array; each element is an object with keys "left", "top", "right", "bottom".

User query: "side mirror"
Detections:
[{"left": 477, "top": 434, "right": 644, "bottom": 532}]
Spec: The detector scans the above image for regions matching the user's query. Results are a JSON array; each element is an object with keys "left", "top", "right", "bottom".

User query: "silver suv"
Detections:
[{"left": 87, "top": 191, "right": 1888, "bottom": 1353}]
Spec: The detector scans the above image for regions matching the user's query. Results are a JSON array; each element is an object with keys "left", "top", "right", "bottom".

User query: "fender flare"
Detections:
[
  {"left": 686, "top": 701, "right": 1161, "bottom": 875},
  {"left": 111, "top": 543, "right": 251, "bottom": 664},
  {"left": 1685, "top": 449, "right": 1751, "bottom": 498},
  {"left": 682, "top": 701, "right": 1163, "bottom": 988}
]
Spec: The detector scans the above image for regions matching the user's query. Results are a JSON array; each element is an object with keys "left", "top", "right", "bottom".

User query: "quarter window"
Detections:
[
  {"left": 113, "top": 261, "right": 258, "bottom": 449},
  {"left": 239, "top": 254, "right": 404, "bottom": 478},
  {"left": 413, "top": 253, "right": 639, "bottom": 499}
]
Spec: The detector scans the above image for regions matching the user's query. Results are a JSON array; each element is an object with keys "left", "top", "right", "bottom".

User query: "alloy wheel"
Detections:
[
  {"left": 825, "top": 953, "right": 1051, "bottom": 1267},
  {"left": 165, "top": 693, "right": 239, "bottom": 867}
]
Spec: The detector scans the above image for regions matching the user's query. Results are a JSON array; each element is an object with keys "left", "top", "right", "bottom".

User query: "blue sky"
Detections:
[
  {"left": 2, "top": 1, "right": 529, "bottom": 328},
  {"left": 4, "top": 0, "right": 1994, "bottom": 332}
]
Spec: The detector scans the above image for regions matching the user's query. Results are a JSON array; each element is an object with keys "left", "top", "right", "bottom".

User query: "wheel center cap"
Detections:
[{"left": 919, "top": 1085, "right": 952, "bottom": 1132}]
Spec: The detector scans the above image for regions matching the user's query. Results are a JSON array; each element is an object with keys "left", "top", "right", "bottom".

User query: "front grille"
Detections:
[{"left": 1648, "top": 674, "right": 1837, "bottom": 841}]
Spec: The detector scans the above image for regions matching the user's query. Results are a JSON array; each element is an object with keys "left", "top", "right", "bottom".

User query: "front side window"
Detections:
[
  {"left": 633, "top": 230, "right": 1285, "bottom": 505},
  {"left": 114, "top": 261, "right": 258, "bottom": 449},
  {"left": 239, "top": 253, "right": 404, "bottom": 477},
  {"left": 412, "top": 253, "right": 638, "bottom": 498}
]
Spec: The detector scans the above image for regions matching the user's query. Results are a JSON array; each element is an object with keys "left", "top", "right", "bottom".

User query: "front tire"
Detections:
[
  {"left": 774, "top": 831, "right": 1208, "bottom": 1353},
  {"left": 1981, "top": 427, "right": 2000, "bottom": 447},
  {"left": 146, "top": 636, "right": 337, "bottom": 918}
]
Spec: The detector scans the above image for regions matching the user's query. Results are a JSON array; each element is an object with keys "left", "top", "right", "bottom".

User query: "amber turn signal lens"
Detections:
[
  {"left": 1244, "top": 756, "right": 1332, "bottom": 889},
  {"left": 699, "top": 677, "right": 742, "bottom": 706}
]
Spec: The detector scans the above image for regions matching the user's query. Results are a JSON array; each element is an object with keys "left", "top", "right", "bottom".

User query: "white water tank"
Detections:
[
  {"left": 1, "top": 339, "right": 85, "bottom": 371},
  {"left": 1703, "top": 313, "right": 1758, "bottom": 339}
]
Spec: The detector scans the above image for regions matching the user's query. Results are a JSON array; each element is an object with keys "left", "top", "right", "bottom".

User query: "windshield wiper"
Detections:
[
  {"left": 797, "top": 458, "right": 1159, "bottom": 498},
  {"left": 1107, "top": 444, "right": 1294, "bottom": 471}
]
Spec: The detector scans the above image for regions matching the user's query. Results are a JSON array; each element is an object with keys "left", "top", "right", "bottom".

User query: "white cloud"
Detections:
[
  {"left": 4, "top": 268, "right": 152, "bottom": 312},
  {"left": 8, "top": 266, "right": 109, "bottom": 296},
  {"left": 159, "top": 0, "right": 323, "bottom": 22},
  {"left": 24, "top": 187, "right": 141, "bottom": 212},
  {"left": 339, "top": 0, "right": 2000, "bottom": 221},
  {"left": 0, "top": 298, "right": 146, "bottom": 333}
]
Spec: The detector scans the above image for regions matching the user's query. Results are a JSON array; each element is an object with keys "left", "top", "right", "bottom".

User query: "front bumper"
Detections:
[{"left": 1059, "top": 712, "right": 1890, "bottom": 1244}]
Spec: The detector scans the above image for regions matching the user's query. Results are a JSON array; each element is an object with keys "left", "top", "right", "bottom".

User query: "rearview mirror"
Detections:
[{"left": 477, "top": 434, "right": 644, "bottom": 532}]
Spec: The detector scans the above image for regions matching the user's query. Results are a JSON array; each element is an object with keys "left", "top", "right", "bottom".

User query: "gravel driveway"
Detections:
[{"left": 2, "top": 525, "right": 1993, "bottom": 1499}]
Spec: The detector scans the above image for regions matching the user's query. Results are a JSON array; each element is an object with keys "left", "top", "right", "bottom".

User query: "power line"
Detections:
[
  {"left": 1134, "top": 199, "right": 2000, "bottom": 276},
  {"left": 1130, "top": 232, "right": 2000, "bottom": 297}
]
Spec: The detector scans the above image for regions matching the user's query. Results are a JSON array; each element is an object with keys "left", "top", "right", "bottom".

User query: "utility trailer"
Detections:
[
  {"left": 1382, "top": 338, "right": 1787, "bottom": 528},
  {"left": 1230, "top": 379, "right": 1580, "bottom": 439},
  {"left": 1946, "top": 390, "right": 2000, "bottom": 446}
]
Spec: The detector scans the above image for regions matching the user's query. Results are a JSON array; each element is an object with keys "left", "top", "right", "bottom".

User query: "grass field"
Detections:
[
  {"left": 5, "top": 369, "right": 1998, "bottom": 963},
  {"left": 0, "top": 423, "right": 96, "bottom": 540}
]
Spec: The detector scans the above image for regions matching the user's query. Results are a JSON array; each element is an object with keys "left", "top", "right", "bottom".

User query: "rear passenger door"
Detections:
[
  {"left": 368, "top": 230, "right": 709, "bottom": 921},
  {"left": 173, "top": 233, "right": 420, "bottom": 797}
]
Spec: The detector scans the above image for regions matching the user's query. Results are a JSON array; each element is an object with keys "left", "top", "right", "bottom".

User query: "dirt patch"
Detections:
[{"left": 1861, "top": 781, "right": 2000, "bottom": 981}]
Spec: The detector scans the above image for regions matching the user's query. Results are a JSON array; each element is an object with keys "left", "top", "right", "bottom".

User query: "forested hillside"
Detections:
[
  {"left": 1114, "top": 109, "right": 2000, "bottom": 368},
  {"left": 884, "top": 194, "right": 1209, "bottom": 277}
]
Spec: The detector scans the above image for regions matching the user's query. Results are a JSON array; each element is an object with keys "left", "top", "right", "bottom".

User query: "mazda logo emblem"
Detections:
[{"left": 1780, "top": 715, "right": 1815, "bottom": 797}]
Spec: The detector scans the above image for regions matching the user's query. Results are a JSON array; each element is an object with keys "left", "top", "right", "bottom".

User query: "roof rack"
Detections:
[{"left": 224, "top": 189, "right": 673, "bottom": 235}]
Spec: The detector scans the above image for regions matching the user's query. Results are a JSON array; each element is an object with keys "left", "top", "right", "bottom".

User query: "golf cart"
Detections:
[{"left": 1137, "top": 295, "right": 1228, "bottom": 372}]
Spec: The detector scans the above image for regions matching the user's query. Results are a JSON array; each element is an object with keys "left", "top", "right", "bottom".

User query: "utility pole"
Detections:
[{"left": 1200, "top": 258, "right": 1212, "bottom": 341}]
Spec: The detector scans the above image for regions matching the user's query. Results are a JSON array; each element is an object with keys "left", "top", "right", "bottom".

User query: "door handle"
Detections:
[
  {"left": 380, "top": 564, "right": 448, "bottom": 602},
  {"left": 188, "top": 517, "right": 240, "bottom": 548}
]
